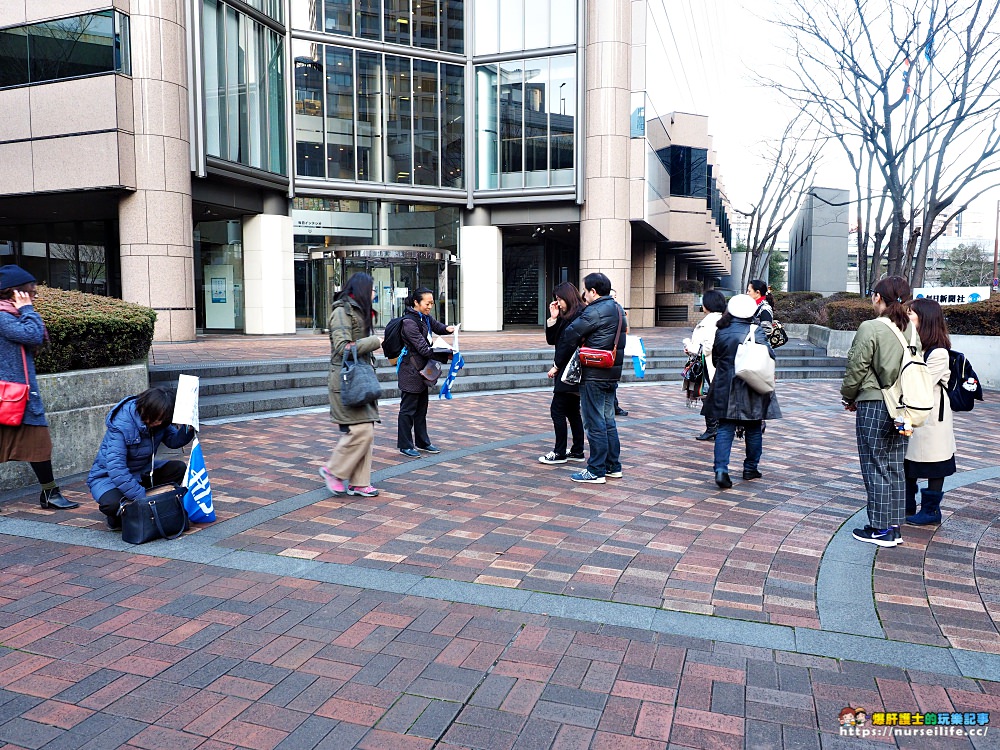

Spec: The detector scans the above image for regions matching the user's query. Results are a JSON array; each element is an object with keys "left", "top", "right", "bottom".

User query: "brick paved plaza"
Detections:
[{"left": 0, "top": 363, "right": 997, "bottom": 748}]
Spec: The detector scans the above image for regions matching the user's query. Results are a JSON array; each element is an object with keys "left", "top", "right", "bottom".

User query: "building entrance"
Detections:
[{"left": 301, "top": 246, "right": 450, "bottom": 330}]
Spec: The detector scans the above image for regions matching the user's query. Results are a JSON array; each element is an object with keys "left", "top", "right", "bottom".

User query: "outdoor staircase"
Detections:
[{"left": 148, "top": 341, "right": 848, "bottom": 420}]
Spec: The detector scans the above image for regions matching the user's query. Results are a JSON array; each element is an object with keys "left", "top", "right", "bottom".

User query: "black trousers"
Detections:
[
  {"left": 397, "top": 390, "right": 431, "bottom": 450},
  {"left": 551, "top": 392, "right": 585, "bottom": 456},
  {"left": 97, "top": 461, "right": 187, "bottom": 521}
]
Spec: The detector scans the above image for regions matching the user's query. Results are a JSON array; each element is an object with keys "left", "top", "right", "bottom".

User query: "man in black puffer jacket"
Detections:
[{"left": 553, "top": 273, "right": 627, "bottom": 484}]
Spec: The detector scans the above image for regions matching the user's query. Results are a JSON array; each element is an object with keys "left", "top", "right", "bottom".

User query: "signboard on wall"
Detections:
[
  {"left": 913, "top": 287, "right": 991, "bottom": 305},
  {"left": 204, "top": 265, "right": 235, "bottom": 328}
]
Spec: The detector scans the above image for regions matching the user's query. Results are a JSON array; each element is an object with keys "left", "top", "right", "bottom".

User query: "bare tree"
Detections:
[
  {"left": 938, "top": 242, "right": 993, "bottom": 285},
  {"left": 732, "top": 113, "right": 823, "bottom": 289},
  {"left": 764, "top": 0, "right": 1000, "bottom": 288}
]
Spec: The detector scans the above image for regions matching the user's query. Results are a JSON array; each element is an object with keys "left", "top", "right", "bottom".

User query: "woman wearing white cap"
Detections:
[{"left": 700, "top": 294, "right": 781, "bottom": 488}]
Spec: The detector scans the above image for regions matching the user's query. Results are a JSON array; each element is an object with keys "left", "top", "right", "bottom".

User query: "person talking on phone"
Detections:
[
  {"left": 396, "top": 288, "right": 454, "bottom": 458},
  {"left": 540, "top": 282, "right": 586, "bottom": 465}
]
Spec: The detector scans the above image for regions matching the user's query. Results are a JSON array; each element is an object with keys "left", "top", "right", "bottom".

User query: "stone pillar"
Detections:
[
  {"left": 629, "top": 241, "right": 656, "bottom": 328},
  {"left": 460, "top": 225, "right": 502, "bottom": 331},
  {"left": 118, "top": 0, "right": 195, "bottom": 341},
  {"left": 579, "top": 0, "right": 632, "bottom": 306},
  {"left": 243, "top": 213, "right": 295, "bottom": 334}
]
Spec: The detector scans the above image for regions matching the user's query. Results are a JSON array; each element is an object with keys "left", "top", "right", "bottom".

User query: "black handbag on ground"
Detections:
[
  {"left": 121, "top": 484, "right": 189, "bottom": 545},
  {"left": 340, "top": 345, "right": 382, "bottom": 407}
]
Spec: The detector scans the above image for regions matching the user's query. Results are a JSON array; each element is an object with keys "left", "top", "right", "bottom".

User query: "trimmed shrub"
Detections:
[
  {"left": 31, "top": 287, "right": 156, "bottom": 374},
  {"left": 943, "top": 295, "right": 1000, "bottom": 336},
  {"left": 826, "top": 298, "right": 877, "bottom": 330},
  {"left": 676, "top": 279, "right": 704, "bottom": 294},
  {"left": 774, "top": 291, "right": 863, "bottom": 325}
]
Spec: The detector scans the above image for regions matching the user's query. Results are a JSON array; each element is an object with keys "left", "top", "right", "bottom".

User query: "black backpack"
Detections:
[
  {"left": 382, "top": 316, "right": 405, "bottom": 360},
  {"left": 944, "top": 349, "right": 983, "bottom": 414}
]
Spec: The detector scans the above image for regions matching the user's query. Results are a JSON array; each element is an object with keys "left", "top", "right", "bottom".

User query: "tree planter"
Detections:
[{"left": 0, "top": 364, "right": 148, "bottom": 491}]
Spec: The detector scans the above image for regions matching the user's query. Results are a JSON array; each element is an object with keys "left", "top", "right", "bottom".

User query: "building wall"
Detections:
[{"left": 787, "top": 187, "right": 849, "bottom": 295}]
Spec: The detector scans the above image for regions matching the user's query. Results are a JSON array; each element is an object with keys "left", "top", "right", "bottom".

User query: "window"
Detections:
[
  {"left": 662, "top": 146, "right": 708, "bottom": 198},
  {"left": 326, "top": 46, "right": 354, "bottom": 179},
  {"left": 0, "top": 10, "right": 130, "bottom": 89},
  {"left": 474, "top": 0, "right": 574, "bottom": 54}
]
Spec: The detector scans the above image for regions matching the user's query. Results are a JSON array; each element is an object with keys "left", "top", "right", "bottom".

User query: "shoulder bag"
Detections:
[
  {"left": 734, "top": 324, "right": 776, "bottom": 394},
  {"left": 0, "top": 347, "right": 30, "bottom": 426},
  {"left": 578, "top": 305, "right": 623, "bottom": 369},
  {"left": 767, "top": 321, "right": 789, "bottom": 349},
  {"left": 121, "top": 484, "right": 189, "bottom": 545},
  {"left": 340, "top": 344, "right": 382, "bottom": 407},
  {"left": 560, "top": 349, "right": 582, "bottom": 385}
]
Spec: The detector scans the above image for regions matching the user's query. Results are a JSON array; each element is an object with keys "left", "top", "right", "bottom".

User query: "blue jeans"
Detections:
[
  {"left": 580, "top": 380, "right": 620, "bottom": 477},
  {"left": 713, "top": 420, "right": 762, "bottom": 474}
]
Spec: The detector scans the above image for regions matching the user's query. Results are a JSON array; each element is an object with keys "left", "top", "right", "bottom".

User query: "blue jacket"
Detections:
[
  {"left": 0, "top": 305, "right": 47, "bottom": 426},
  {"left": 87, "top": 396, "right": 195, "bottom": 502}
]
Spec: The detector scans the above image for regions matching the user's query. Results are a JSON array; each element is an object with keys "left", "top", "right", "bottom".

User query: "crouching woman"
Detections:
[{"left": 87, "top": 388, "right": 195, "bottom": 529}]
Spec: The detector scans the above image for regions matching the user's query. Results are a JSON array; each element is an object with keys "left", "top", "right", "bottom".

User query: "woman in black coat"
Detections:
[
  {"left": 701, "top": 294, "right": 781, "bottom": 489},
  {"left": 540, "top": 282, "right": 586, "bottom": 464},
  {"left": 397, "top": 287, "right": 454, "bottom": 457}
]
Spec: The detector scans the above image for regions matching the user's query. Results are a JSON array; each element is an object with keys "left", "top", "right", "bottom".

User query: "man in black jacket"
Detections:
[{"left": 552, "top": 273, "right": 626, "bottom": 483}]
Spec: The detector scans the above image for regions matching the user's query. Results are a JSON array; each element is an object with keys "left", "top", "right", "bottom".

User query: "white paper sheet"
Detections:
[{"left": 172, "top": 374, "right": 200, "bottom": 431}]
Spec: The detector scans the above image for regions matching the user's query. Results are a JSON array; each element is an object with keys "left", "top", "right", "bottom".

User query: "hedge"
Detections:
[
  {"left": 774, "top": 291, "right": 863, "bottom": 325},
  {"left": 824, "top": 294, "right": 1000, "bottom": 334},
  {"left": 31, "top": 287, "right": 156, "bottom": 374}
]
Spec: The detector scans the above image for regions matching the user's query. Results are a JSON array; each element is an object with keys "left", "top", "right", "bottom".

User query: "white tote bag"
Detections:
[{"left": 734, "top": 325, "right": 775, "bottom": 394}]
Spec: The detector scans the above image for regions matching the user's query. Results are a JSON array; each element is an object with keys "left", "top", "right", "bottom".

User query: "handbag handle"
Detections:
[
  {"left": 149, "top": 493, "right": 186, "bottom": 540},
  {"left": 16, "top": 346, "right": 27, "bottom": 385}
]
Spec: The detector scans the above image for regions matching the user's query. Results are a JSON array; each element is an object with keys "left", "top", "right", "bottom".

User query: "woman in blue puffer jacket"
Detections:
[{"left": 87, "top": 387, "right": 195, "bottom": 529}]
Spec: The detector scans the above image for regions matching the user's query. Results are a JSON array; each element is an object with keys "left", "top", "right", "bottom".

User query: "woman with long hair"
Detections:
[
  {"left": 903, "top": 298, "right": 955, "bottom": 525},
  {"left": 319, "top": 272, "right": 383, "bottom": 497},
  {"left": 686, "top": 289, "right": 728, "bottom": 441},
  {"left": 540, "top": 282, "right": 586, "bottom": 464},
  {"left": 0, "top": 265, "right": 78, "bottom": 510},
  {"left": 841, "top": 276, "right": 918, "bottom": 547},
  {"left": 396, "top": 287, "right": 454, "bottom": 457}
]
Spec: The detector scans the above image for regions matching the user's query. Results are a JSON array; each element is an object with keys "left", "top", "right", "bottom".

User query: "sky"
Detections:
[{"left": 665, "top": 0, "right": 1000, "bottom": 241}]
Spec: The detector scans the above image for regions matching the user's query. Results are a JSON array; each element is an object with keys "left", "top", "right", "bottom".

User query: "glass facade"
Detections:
[
  {"left": 0, "top": 222, "right": 117, "bottom": 296},
  {"left": 0, "top": 11, "right": 131, "bottom": 89},
  {"left": 203, "top": 0, "right": 287, "bottom": 175},
  {"left": 294, "top": 41, "right": 464, "bottom": 188},
  {"left": 473, "top": 0, "right": 575, "bottom": 54},
  {"left": 660, "top": 145, "right": 708, "bottom": 199},
  {"left": 293, "top": 0, "right": 464, "bottom": 54},
  {"left": 475, "top": 55, "right": 575, "bottom": 190}
]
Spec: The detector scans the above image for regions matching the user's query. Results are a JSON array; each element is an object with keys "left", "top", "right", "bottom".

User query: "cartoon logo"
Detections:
[{"left": 839, "top": 707, "right": 867, "bottom": 726}]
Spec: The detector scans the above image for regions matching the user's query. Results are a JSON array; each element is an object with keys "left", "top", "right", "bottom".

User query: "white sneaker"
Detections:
[
  {"left": 539, "top": 452, "right": 568, "bottom": 465},
  {"left": 606, "top": 470, "right": 623, "bottom": 479}
]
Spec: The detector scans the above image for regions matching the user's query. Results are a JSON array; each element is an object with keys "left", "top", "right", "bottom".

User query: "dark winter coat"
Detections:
[
  {"left": 553, "top": 296, "right": 627, "bottom": 383},
  {"left": 0, "top": 305, "right": 47, "bottom": 426},
  {"left": 545, "top": 312, "right": 583, "bottom": 394},
  {"left": 397, "top": 308, "right": 450, "bottom": 394},
  {"left": 701, "top": 319, "right": 782, "bottom": 422},
  {"left": 327, "top": 295, "right": 382, "bottom": 425},
  {"left": 87, "top": 397, "right": 195, "bottom": 502}
]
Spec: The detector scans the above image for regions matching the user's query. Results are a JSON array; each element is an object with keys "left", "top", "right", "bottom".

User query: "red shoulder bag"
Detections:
[
  {"left": 578, "top": 305, "right": 623, "bottom": 369},
  {"left": 0, "top": 347, "right": 30, "bottom": 426}
]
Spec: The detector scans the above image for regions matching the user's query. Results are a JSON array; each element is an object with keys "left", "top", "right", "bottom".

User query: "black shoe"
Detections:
[
  {"left": 418, "top": 444, "right": 441, "bottom": 454},
  {"left": 742, "top": 469, "right": 763, "bottom": 480},
  {"left": 696, "top": 430, "right": 717, "bottom": 441},
  {"left": 715, "top": 471, "right": 732, "bottom": 489},
  {"left": 615, "top": 408, "right": 628, "bottom": 416},
  {"left": 399, "top": 448, "right": 420, "bottom": 458},
  {"left": 39, "top": 488, "right": 79, "bottom": 510},
  {"left": 851, "top": 526, "right": 899, "bottom": 547},
  {"left": 105, "top": 514, "right": 122, "bottom": 530}
]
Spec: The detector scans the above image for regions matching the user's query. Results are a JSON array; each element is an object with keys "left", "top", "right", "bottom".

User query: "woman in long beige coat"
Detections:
[
  {"left": 320, "top": 273, "right": 382, "bottom": 498},
  {"left": 904, "top": 298, "right": 955, "bottom": 525}
]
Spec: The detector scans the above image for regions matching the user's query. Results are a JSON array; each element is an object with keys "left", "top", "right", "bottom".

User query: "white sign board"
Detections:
[
  {"left": 172, "top": 374, "right": 200, "bottom": 432},
  {"left": 913, "top": 287, "right": 991, "bottom": 305}
]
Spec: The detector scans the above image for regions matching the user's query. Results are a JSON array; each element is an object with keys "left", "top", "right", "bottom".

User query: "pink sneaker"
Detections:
[
  {"left": 319, "top": 467, "right": 346, "bottom": 495},
  {"left": 347, "top": 484, "right": 379, "bottom": 497}
]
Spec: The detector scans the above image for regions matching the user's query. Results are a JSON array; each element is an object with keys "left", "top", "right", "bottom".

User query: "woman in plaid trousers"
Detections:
[{"left": 840, "top": 277, "right": 919, "bottom": 548}]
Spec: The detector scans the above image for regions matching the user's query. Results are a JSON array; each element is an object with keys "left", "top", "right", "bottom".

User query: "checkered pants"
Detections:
[{"left": 855, "top": 400, "right": 907, "bottom": 529}]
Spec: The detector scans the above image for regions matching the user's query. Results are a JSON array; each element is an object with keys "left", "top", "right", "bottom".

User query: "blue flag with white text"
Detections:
[
  {"left": 182, "top": 437, "right": 216, "bottom": 523},
  {"left": 439, "top": 350, "right": 465, "bottom": 399},
  {"left": 632, "top": 339, "right": 647, "bottom": 378}
]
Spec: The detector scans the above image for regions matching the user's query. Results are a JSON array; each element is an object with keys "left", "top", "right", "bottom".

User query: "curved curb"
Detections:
[{"left": 816, "top": 466, "right": 1000, "bottom": 639}]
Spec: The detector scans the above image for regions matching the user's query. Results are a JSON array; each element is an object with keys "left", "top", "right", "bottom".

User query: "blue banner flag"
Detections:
[
  {"left": 439, "top": 350, "right": 465, "bottom": 399},
  {"left": 182, "top": 437, "right": 216, "bottom": 523},
  {"left": 632, "top": 338, "right": 647, "bottom": 379},
  {"left": 924, "top": 11, "right": 934, "bottom": 61}
]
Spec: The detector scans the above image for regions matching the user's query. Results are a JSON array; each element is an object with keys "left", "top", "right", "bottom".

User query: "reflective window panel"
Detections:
[
  {"left": 325, "top": 46, "right": 355, "bottom": 179},
  {"left": 413, "top": 59, "right": 439, "bottom": 185},
  {"left": 442, "top": 63, "right": 464, "bottom": 188},
  {"left": 356, "top": 51, "right": 383, "bottom": 182},
  {"left": 385, "top": 55, "right": 413, "bottom": 183}
]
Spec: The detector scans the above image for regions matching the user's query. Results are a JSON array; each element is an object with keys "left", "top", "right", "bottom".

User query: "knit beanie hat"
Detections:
[{"left": 0, "top": 265, "right": 36, "bottom": 290}]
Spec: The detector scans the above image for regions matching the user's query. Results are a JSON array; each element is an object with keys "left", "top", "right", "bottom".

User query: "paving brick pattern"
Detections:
[{"left": 0, "top": 539, "right": 994, "bottom": 749}]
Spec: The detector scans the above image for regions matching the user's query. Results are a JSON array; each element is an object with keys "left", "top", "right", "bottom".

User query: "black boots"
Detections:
[
  {"left": 39, "top": 488, "right": 79, "bottom": 510},
  {"left": 715, "top": 470, "right": 732, "bottom": 489},
  {"left": 697, "top": 418, "right": 718, "bottom": 441},
  {"left": 906, "top": 489, "right": 943, "bottom": 525}
]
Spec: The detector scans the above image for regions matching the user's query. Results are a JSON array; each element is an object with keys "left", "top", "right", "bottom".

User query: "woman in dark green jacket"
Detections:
[{"left": 320, "top": 273, "right": 382, "bottom": 498}]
